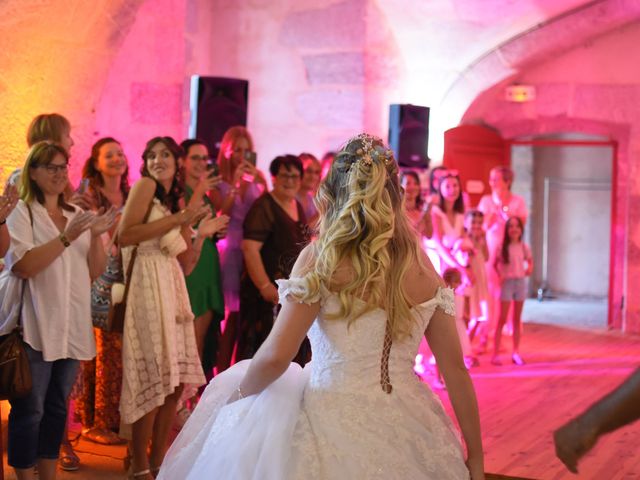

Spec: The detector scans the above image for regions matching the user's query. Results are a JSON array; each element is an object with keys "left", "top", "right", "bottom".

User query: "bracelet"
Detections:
[
  {"left": 59, "top": 232, "right": 71, "bottom": 248},
  {"left": 258, "top": 281, "right": 272, "bottom": 290},
  {"left": 237, "top": 385, "right": 245, "bottom": 399}
]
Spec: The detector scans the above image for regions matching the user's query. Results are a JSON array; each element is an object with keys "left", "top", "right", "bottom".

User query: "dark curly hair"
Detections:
[{"left": 140, "top": 136, "right": 185, "bottom": 213}]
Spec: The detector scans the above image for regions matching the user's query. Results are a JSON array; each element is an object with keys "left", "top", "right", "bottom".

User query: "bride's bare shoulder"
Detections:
[{"left": 403, "top": 251, "right": 443, "bottom": 305}]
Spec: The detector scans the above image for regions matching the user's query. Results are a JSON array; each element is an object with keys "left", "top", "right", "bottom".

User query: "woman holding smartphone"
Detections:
[
  {"left": 211, "top": 126, "right": 267, "bottom": 372},
  {"left": 180, "top": 139, "right": 229, "bottom": 377}
]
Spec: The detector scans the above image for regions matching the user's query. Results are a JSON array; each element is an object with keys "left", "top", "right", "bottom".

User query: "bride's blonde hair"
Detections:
[{"left": 300, "top": 134, "right": 426, "bottom": 339}]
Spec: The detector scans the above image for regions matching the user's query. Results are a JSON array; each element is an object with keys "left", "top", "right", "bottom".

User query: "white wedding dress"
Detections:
[{"left": 158, "top": 278, "right": 469, "bottom": 479}]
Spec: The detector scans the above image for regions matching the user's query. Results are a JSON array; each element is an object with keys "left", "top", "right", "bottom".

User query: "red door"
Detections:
[{"left": 443, "top": 124, "right": 507, "bottom": 207}]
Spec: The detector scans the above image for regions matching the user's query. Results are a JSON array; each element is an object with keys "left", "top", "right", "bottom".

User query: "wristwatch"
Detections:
[{"left": 59, "top": 232, "right": 71, "bottom": 248}]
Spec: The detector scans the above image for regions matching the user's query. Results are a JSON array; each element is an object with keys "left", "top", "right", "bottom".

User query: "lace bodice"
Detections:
[{"left": 277, "top": 278, "right": 454, "bottom": 393}]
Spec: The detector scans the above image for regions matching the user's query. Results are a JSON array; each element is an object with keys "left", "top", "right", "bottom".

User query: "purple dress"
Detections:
[{"left": 216, "top": 181, "right": 262, "bottom": 312}]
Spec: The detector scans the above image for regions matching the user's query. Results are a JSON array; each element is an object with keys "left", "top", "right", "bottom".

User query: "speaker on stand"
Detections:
[{"left": 388, "top": 104, "right": 430, "bottom": 169}]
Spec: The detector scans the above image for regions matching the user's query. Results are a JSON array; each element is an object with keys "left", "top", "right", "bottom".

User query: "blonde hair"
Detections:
[
  {"left": 20, "top": 141, "right": 73, "bottom": 211},
  {"left": 298, "top": 134, "right": 426, "bottom": 340},
  {"left": 216, "top": 126, "right": 254, "bottom": 182},
  {"left": 26, "top": 113, "right": 71, "bottom": 147}
]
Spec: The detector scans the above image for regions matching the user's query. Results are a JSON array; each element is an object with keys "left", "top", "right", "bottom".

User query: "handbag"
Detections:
[
  {"left": 0, "top": 279, "right": 32, "bottom": 400},
  {"left": 105, "top": 197, "right": 155, "bottom": 333}
]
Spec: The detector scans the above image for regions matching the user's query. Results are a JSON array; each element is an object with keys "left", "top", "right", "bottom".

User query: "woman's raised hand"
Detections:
[
  {"left": 196, "top": 213, "right": 230, "bottom": 238},
  {"left": 195, "top": 172, "right": 222, "bottom": 197},
  {"left": 64, "top": 211, "right": 96, "bottom": 242},
  {"left": 0, "top": 183, "right": 19, "bottom": 223},
  {"left": 90, "top": 207, "right": 118, "bottom": 237},
  {"left": 178, "top": 205, "right": 209, "bottom": 227}
]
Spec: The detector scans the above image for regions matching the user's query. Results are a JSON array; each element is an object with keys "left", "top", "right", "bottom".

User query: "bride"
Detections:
[{"left": 157, "top": 134, "right": 484, "bottom": 479}]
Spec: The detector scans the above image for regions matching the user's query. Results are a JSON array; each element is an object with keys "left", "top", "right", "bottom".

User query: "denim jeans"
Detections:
[{"left": 8, "top": 343, "right": 79, "bottom": 469}]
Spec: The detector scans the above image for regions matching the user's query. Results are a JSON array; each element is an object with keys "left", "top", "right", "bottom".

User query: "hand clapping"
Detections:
[
  {"left": 0, "top": 183, "right": 19, "bottom": 223},
  {"left": 89, "top": 207, "right": 118, "bottom": 237},
  {"left": 196, "top": 213, "right": 229, "bottom": 239}
]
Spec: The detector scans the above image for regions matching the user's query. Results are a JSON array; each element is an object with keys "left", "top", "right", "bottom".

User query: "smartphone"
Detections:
[
  {"left": 207, "top": 162, "right": 220, "bottom": 178},
  {"left": 78, "top": 178, "right": 90, "bottom": 194},
  {"left": 244, "top": 151, "right": 257, "bottom": 166}
]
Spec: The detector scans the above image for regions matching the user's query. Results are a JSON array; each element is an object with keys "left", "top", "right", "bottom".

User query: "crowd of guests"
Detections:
[
  {"left": 0, "top": 115, "right": 324, "bottom": 480},
  {"left": 0, "top": 112, "right": 531, "bottom": 479},
  {"left": 401, "top": 164, "right": 532, "bottom": 381}
]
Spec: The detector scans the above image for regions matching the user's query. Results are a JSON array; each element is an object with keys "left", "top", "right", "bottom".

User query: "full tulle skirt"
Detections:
[{"left": 157, "top": 360, "right": 308, "bottom": 480}]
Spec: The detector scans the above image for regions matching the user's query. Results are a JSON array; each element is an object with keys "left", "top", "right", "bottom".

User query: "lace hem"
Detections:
[
  {"left": 436, "top": 287, "right": 456, "bottom": 316},
  {"left": 276, "top": 277, "right": 325, "bottom": 306}
]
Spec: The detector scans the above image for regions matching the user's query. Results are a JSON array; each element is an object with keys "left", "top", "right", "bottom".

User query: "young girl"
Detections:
[
  {"left": 454, "top": 210, "right": 490, "bottom": 350},
  {"left": 491, "top": 216, "right": 533, "bottom": 366}
]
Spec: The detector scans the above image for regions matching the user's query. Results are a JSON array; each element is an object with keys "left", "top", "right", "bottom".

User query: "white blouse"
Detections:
[{"left": 2, "top": 200, "right": 96, "bottom": 361}]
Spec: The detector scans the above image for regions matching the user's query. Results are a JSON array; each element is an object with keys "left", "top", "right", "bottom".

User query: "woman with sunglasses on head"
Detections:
[{"left": 2, "top": 142, "right": 116, "bottom": 480}]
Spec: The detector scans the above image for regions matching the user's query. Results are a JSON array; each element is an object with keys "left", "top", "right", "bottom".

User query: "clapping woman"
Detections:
[
  {"left": 3, "top": 142, "right": 115, "bottom": 480},
  {"left": 74, "top": 138, "right": 130, "bottom": 446},
  {"left": 118, "top": 137, "right": 226, "bottom": 479}
]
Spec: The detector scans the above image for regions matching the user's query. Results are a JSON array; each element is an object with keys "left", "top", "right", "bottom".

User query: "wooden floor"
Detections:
[
  {"left": 433, "top": 322, "right": 640, "bottom": 480},
  {"left": 2, "top": 322, "right": 639, "bottom": 479}
]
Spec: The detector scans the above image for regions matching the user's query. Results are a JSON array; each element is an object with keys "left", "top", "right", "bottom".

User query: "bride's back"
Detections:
[{"left": 299, "top": 250, "right": 446, "bottom": 394}]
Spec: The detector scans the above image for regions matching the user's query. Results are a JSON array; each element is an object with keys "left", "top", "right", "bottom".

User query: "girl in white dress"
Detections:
[{"left": 158, "top": 134, "right": 484, "bottom": 480}]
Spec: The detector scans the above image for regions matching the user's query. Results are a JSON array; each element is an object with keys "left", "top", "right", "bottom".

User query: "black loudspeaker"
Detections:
[
  {"left": 388, "top": 104, "right": 430, "bottom": 168},
  {"left": 189, "top": 76, "right": 249, "bottom": 159}
]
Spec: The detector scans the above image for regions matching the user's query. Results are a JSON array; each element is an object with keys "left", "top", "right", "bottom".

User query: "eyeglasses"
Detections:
[
  {"left": 189, "top": 155, "right": 211, "bottom": 162},
  {"left": 34, "top": 163, "right": 69, "bottom": 174},
  {"left": 277, "top": 173, "right": 301, "bottom": 181}
]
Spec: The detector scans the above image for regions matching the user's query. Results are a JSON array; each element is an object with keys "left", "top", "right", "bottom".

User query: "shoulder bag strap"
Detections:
[
  {"left": 16, "top": 204, "right": 35, "bottom": 329},
  {"left": 119, "top": 196, "right": 156, "bottom": 304}
]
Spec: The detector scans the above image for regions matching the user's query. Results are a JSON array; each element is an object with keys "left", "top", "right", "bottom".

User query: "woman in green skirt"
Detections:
[{"left": 181, "top": 139, "right": 229, "bottom": 376}]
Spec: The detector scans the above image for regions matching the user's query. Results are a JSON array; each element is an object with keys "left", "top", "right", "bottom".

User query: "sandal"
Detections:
[
  {"left": 82, "top": 427, "right": 127, "bottom": 445},
  {"left": 59, "top": 442, "right": 80, "bottom": 471}
]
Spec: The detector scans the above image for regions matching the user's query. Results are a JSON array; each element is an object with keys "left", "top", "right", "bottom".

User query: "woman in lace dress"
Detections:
[
  {"left": 158, "top": 134, "right": 484, "bottom": 479},
  {"left": 118, "top": 137, "right": 228, "bottom": 479}
]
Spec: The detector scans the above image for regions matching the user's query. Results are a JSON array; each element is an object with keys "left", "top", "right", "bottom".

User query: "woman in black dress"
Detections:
[{"left": 238, "top": 155, "right": 311, "bottom": 364}]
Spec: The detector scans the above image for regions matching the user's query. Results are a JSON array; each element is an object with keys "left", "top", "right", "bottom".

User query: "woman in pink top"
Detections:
[{"left": 491, "top": 217, "right": 532, "bottom": 366}]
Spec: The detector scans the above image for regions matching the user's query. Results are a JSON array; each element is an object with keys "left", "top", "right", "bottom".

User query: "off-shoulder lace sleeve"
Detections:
[
  {"left": 436, "top": 287, "right": 456, "bottom": 316},
  {"left": 276, "top": 277, "right": 324, "bottom": 306}
]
